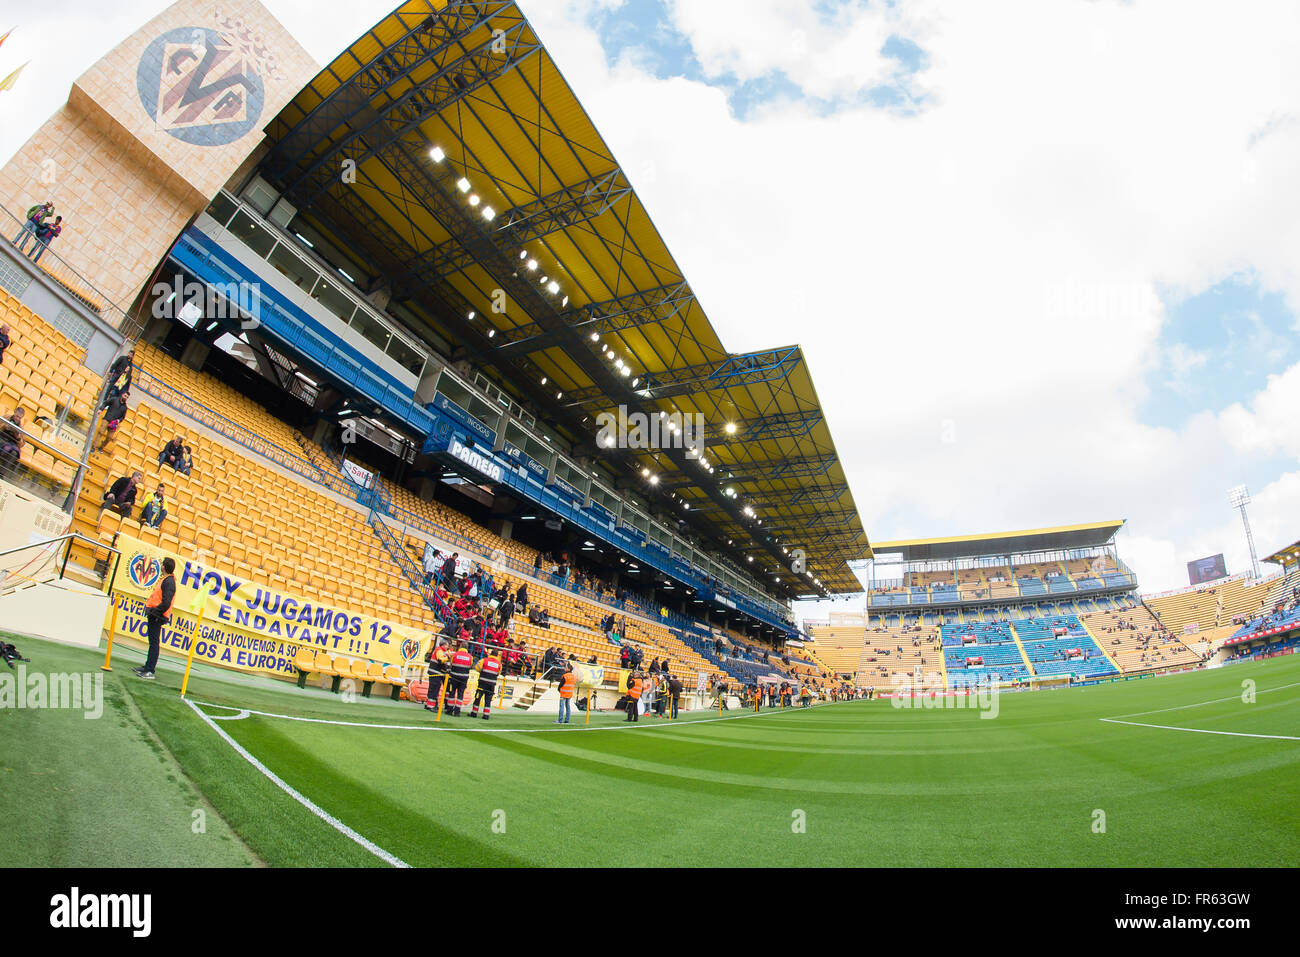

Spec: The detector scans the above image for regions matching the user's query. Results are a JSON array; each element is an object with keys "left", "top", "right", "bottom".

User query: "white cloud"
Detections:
[
  {"left": 1220, "top": 362, "right": 1300, "bottom": 459},
  {"left": 663, "top": 0, "right": 916, "bottom": 103},
  {"left": 533, "top": 0, "right": 1300, "bottom": 593}
]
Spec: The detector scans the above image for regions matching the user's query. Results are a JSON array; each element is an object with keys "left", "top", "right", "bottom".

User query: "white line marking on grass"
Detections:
[
  {"left": 184, "top": 698, "right": 410, "bottom": 868},
  {"left": 185, "top": 699, "right": 836, "bottom": 734},
  {"left": 208, "top": 708, "right": 250, "bottom": 721},
  {"left": 1099, "top": 717, "right": 1300, "bottom": 741},
  {"left": 1104, "top": 680, "right": 1300, "bottom": 719}
]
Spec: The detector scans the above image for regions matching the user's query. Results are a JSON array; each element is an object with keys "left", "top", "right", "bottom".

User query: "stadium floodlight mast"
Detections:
[{"left": 1228, "top": 484, "right": 1262, "bottom": 580}]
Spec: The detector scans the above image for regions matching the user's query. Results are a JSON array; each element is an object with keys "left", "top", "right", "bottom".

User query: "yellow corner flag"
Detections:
[{"left": 0, "top": 61, "right": 28, "bottom": 93}]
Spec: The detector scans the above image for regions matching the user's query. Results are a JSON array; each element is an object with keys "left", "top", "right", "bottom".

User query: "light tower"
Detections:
[{"left": 1228, "top": 485, "right": 1261, "bottom": 580}]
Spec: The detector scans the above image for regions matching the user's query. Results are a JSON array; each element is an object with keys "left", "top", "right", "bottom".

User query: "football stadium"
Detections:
[{"left": 0, "top": 0, "right": 1297, "bottom": 895}]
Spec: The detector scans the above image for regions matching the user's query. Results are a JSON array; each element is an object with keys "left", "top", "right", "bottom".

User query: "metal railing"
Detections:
[{"left": 0, "top": 531, "right": 121, "bottom": 595}]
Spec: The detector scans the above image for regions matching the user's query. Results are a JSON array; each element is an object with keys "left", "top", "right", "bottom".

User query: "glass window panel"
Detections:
[
  {"left": 228, "top": 210, "right": 277, "bottom": 258},
  {"left": 267, "top": 242, "right": 317, "bottom": 290}
]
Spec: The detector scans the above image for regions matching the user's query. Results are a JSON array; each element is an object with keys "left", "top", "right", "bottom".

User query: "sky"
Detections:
[{"left": 3, "top": 0, "right": 1300, "bottom": 606}]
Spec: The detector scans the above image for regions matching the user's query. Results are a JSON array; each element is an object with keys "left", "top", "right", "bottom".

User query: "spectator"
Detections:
[
  {"left": 515, "top": 582, "right": 528, "bottom": 610},
  {"left": 440, "top": 551, "right": 458, "bottom": 585},
  {"left": 497, "top": 596, "right": 515, "bottom": 630},
  {"left": 0, "top": 323, "right": 10, "bottom": 366},
  {"left": 12, "top": 201, "right": 53, "bottom": 253},
  {"left": 176, "top": 445, "right": 193, "bottom": 477},
  {"left": 103, "top": 349, "right": 135, "bottom": 406},
  {"left": 100, "top": 471, "right": 142, "bottom": 518},
  {"left": 158, "top": 435, "right": 185, "bottom": 470},
  {"left": 140, "top": 484, "right": 167, "bottom": 528},
  {"left": 667, "top": 673, "right": 683, "bottom": 718},
  {"left": 95, "top": 389, "right": 129, "bottom": 453},
  {"left": 30, "top": 215, "right": 62, "bottom": 263},
  {"left": 0, "top": 406, "right": 26, "bottom": 479}
]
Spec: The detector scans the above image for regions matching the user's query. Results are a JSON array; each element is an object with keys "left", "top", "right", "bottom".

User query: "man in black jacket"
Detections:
[
  {"left": 666, "top": 673, "right": 684, "bottom": 718},
  {"left": 515, "top": 582, "right": 528, "bottom": 610},
  {"left": 100, "top": 471, "right": 142, "bottom": 518},
  {"left": 96, "top": 390, "right": 129, "bottom": 453},
  {"left": 158, "top": 435, "right": 185, "bottom": 470},
  {"left": 134, "top": 557, "right": 175, "bottom": 680},
  {"left": 103, "top": 349, "right": 134, "bottom": 405},
  {"left": 440, "top": 552, "right": 458, "bottom": 587}
]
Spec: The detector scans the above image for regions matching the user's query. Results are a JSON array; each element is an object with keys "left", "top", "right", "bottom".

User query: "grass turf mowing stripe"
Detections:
[{"left": 185, "top": 698, "right": 410, "bottom": 868}]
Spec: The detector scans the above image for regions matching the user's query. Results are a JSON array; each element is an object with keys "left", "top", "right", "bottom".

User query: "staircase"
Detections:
[
  {"left": 511, "top": 681, "right": 552, "bottom": 710},
  {"left": 367, "top": 511, "right": 457, "bottom": 632}
]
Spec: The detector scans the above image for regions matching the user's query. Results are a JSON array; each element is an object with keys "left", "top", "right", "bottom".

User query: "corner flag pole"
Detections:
[
  {"left": 179, "top": 595, "right": 207, "bottom": 697},
  {"left": 101, "top": 552, "right": 122, "bottom": 672}
]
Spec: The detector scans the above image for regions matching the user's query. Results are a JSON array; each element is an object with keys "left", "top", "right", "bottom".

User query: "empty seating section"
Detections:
[
  {"left": 1012, "top": 615, "right": 1116, "bottom": 679},
  {"left": 805, "top": 620, "right": 867, "bottom": 677},
  {"left": 941, "top": 622, "right": 1030, "bottom": 687},
  {"left": 135, "top": 343, "right": 306, "bottom": 453},
  {"left": 72, "top": 397, "right": 435, "bottom": 629},
  {"left": 0, "top": 291, "right": 99, "bottom": 428},
  {"left": 1081, "top": 601, "right": 1201, "bottom": 672},
  {"left": 859, "top": 621, "right": 944, "bottom": 689}
]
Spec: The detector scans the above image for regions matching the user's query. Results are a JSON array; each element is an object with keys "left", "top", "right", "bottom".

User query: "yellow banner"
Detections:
[{"left": 107, "top": 534, "right": 431, "bottom": 680}]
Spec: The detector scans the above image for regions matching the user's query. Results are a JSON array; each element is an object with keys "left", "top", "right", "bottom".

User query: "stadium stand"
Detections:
[
  {"left": 1080, "top": 600, "right": 1202, "bottom": 672},
  {"left": 57, "top": 350, "right": 732, "bottom": 696}
]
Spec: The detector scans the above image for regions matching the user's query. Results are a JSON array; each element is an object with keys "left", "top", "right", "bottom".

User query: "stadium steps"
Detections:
[
  {"left": 512, "top": 681, "right": 551, "bottom": 710},
  {"left": 366, "top": 511, "right": 457, "bottom": 631},
  {"left": 1008, "top": 625, "right": 1036, "bottom": 677}
]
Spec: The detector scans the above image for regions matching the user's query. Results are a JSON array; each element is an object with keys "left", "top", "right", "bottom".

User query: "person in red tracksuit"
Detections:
[
  {"left": 470, "top": 650, "right": 502, "bottom": 720},
  {"left": 446, "top": 641, "right": 473, "bottom": 716}
]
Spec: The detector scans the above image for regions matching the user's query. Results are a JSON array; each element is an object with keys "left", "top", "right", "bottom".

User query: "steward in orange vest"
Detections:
[
  {"left": 556, "top": 666, "right": 577, "bottom": 724},
  {"left": 134, "top": 557, "right": 175, "bottom": 680},
  {"left": 624, "top": 673, "right": 643, "bottom": 722}
]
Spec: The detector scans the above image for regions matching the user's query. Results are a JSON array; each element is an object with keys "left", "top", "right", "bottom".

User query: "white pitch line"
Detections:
[
  {"left": 184, "top": 698, "right": 410, "bottom": 868},
  {"left": 1103, "top": 680, "right": 1300, "bottom": 720},
  {"left": 1099, "top": 717, "right": 1300, "bottom": 741},
  {"left": 185, "top": 698, "right": 838, "bottom": 734}
]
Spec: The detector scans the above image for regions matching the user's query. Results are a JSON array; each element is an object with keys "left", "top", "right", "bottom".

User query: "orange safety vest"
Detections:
[
  {"left": 559, "top": 672, "right": 577, "bottom": 699},
  {"left": 627, "top": 678, "right": 642, "bottom": 700},
  {"left": 145, "top": 575, "right": 174, "bottom": 621}
]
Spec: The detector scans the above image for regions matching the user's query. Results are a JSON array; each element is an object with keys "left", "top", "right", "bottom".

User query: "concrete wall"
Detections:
[{"left": 0, "top": 0, "right": 318, "bottom": 314}]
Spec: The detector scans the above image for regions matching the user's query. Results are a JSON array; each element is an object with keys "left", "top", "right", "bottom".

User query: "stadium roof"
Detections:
[
  {"left": 1263, "top": 539, "right": 1300, "bottom": 568},
  {"left": 871, "top": 520, "right": 1124, "bottom": 563},
  {"left": 255, "top": 0, "right": 868, "bottom": 596}
]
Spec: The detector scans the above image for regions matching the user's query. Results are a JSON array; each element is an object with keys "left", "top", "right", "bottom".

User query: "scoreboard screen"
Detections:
[{"left": 1187, "top": 554, "right": 1227, "bottom": 586}]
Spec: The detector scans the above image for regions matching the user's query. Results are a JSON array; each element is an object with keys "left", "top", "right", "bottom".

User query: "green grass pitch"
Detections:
[{"left": 3, "top": 633, "right": 1297, "bottom": 867}]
